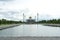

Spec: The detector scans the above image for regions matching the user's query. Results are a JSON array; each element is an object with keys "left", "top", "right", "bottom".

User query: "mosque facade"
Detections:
[{"left": 26, "top": 16, "right": 35, "bottom": 24}]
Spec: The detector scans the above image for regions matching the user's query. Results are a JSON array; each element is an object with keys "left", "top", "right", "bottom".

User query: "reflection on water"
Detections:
[{"left": 0, "top": 24, "right": 60, "bottom": 37}]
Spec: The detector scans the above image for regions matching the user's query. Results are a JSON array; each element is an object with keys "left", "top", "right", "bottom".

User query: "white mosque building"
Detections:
[{"left": 26, "top": 16, "right": 36, "bottom": 24}]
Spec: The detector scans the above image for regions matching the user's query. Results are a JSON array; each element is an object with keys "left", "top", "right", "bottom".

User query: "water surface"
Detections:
[{"left": 0, "top": 24, "right": 60, "bottom": 37}]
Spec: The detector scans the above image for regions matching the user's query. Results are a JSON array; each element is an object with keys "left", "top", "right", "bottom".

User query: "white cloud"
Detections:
[{"left": 0, "top": 0, "right": 60, "bottom": 21}]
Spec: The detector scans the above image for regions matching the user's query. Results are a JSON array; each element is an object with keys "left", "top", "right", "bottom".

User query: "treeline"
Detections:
[
  {"left": 1, "top": 19, "right": 60, "bottom": 24},
  {"left": 38, "top": 19, "right": 60, "bottom": 24},
  {"left": 0, "top": 19, "right": 22, "bottom": 25}
]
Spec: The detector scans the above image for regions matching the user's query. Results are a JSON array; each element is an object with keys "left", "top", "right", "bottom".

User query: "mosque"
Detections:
[
  {"left": 26, "top": 16, "right": 36, "bottom": 24},
  {"left": 23, "top": 13, "right": 39, "bottom": 24}
]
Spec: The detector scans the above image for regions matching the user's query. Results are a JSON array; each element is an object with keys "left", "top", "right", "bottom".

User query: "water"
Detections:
[{"left": 0, "top": 24, "right": 60, "bottom": 37}]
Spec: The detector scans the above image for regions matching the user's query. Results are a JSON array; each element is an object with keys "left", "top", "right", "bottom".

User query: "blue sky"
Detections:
[{"left": 0, "top": 0, "right": 60, "bottom": 21}]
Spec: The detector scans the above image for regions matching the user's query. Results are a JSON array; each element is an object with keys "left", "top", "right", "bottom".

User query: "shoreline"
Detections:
[
  {"left": 43, "top": 24, "right": 60, "bottom": 27},
  {"left": 0, "top": 24, "right": 20, "bottom": 30},
  {"left": 0, "top": 24, "right": 60, "bottom": 30}
]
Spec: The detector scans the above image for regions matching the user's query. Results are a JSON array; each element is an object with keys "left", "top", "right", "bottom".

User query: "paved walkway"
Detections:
[{"left": 0, "top": 37, "right": 60, "bottom": 40}]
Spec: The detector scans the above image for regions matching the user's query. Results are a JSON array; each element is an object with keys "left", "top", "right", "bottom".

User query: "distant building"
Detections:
[{"left": 26, "top": 16, "right": 35, "bottom": 24}]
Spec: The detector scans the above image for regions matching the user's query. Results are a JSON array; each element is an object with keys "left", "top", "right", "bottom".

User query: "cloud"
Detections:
[
  {"left": 0, "top": 8, "right": 59, "bottom": 21},
  {"left": 0, "top": 0, "right": 60, "bottom": 21},
  {"left": 0, "top": 9, "right": 27, "bottom": 20},
  {"left": 0, "top": 0, "right": 14, "bottom": 2}
]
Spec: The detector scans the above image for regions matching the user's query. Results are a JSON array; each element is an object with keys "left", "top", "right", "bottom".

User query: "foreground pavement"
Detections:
[{"left": 0, "top": 37, "right": 60, "bottom": 40}]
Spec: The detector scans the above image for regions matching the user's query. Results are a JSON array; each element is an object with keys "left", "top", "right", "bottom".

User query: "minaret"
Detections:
[
  {"left": 35, "top": 16, "right": 36, "bottom": 22},
  {"left": 23, "top": 13, "right": 24, "bottom": 22},
  {"left": 37, "top": 13, "right": 39, "bottom": 22}
]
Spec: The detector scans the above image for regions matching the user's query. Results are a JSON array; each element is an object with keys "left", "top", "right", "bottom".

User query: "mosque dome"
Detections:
[{"left": 26, "top": 16, "right": 35, "bottom": 24}]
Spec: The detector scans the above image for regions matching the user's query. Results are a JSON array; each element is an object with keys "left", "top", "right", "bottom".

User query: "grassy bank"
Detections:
[
  {"left": 0, "top": 24, "right": 20, "bottom": 30},
  {"left": 42, "top": 24, "right": 60, "bottom": 27},
  {"left": 0, "top": 19, "right": 22, "bottom": 25}
]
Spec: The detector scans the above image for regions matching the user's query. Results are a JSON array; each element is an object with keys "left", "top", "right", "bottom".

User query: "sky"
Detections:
[{"left": 0, "top": 0, "right": 60, "bottom": 21}]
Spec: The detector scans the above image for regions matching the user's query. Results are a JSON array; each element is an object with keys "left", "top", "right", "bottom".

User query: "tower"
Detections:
[
  {"left": 23, "top": 13, "right": 25, "bottom": 22},
  {"left": 37, "top": 13, "right": 39, "bottom": 22}
]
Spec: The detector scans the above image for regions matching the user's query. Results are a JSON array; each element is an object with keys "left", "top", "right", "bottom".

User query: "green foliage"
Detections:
[
  {"left": 0, "top": 19, "right": 22, "bottom": 25},
  {"left": 1, "top": 18, "right": 60, "bottom": 24},
  {"left": 38, "top": 19, "right": 60, "bottom": 24}
]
